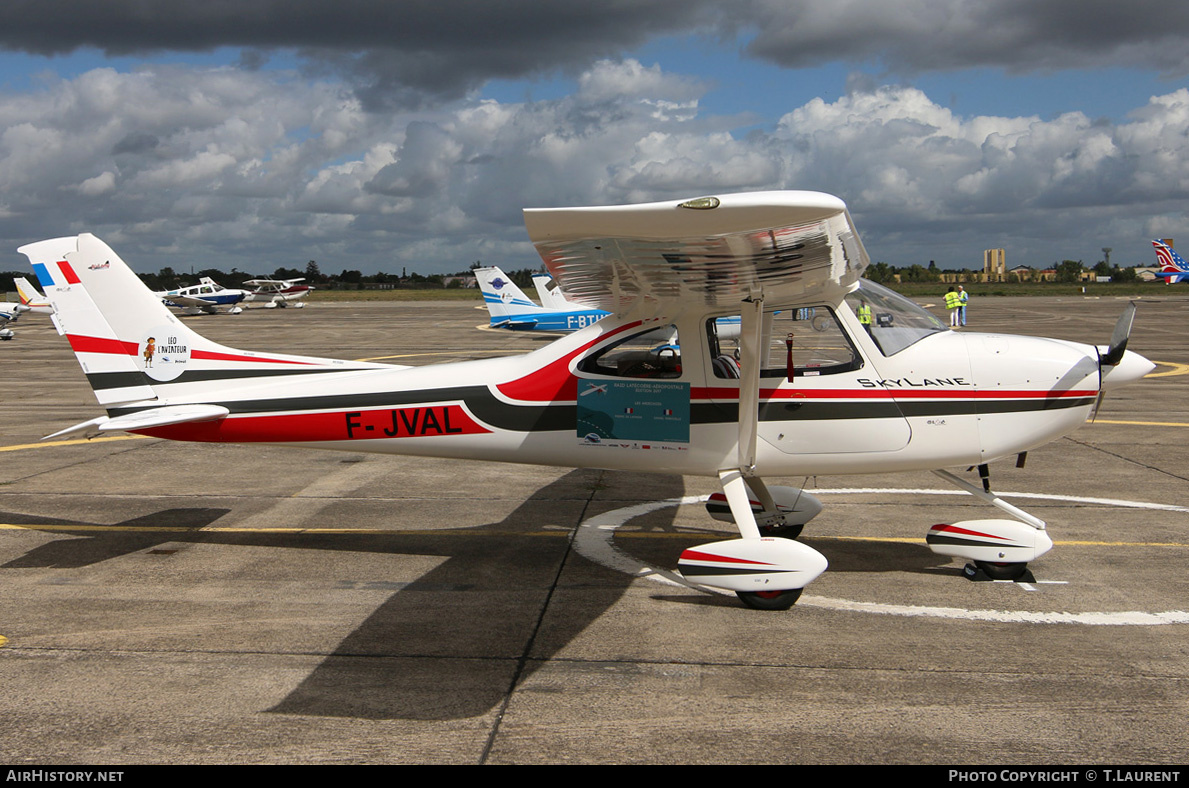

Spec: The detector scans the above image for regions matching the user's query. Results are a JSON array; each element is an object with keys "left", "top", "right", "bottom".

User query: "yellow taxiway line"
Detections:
[
  {"left": 1147, "top": 361, "right": 1189, "bottom": 378},
  {"left": 0, "top": 435, "right": 151, "bottom": 452},
  {"left": 2, "top": 522, "right": 1187, "bottom": 549}
]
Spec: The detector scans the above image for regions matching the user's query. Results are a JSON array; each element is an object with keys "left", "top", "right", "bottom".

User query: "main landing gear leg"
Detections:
[
  {"left": 744, "top": 476, "right": 807, "bottom": 539},
  {"left": 677, "top": 469, "right": 828, "bottom": 610},
  {"left": 925, "top": 468, "right": 1053, "bottom": 582}
]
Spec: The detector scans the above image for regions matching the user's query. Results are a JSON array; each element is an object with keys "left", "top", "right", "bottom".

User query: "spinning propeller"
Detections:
[{"left": 1091, "top": 302, "right": 1152, "bottom": 420}]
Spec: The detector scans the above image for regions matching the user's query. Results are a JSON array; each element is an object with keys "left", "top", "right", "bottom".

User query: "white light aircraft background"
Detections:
[{"left": 0, "top": 1, "right": 1185, "bottom": 275}]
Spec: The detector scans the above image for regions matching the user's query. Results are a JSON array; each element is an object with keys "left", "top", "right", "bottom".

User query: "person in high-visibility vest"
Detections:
[
  {"left": 856, "top": 299, "right": 873, "bottom": 335},
  {"left": 944, "top": 287, "right": 961, "bottom": 327},
  {"left": 958, "top": 285, "right": 968, "bottom": 326}
]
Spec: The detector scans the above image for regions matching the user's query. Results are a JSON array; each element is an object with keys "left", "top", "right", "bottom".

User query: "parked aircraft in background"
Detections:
[
  {"left": 1152, "top": 239, "right": 1189, "bottom": 284},
  {"left": 533, "top": 272, "right": 580, "bottom": 311},
  {"left": 0, "top": 301, "right": 24, "bottom": 339},
  {"left": 476, "top": 265, "right": 606, "bottom": 331},
  {"left": 14, "top": 277, "right": 53, "bottom": 314},
  {"left": 21, "top": 191, "right": 1153, "bottom": 610},
  {"left": 157, "top": 277, "right": 246, "bottom": 314},
  {"left": 244, "top": 277, "right": 310, "bottom": 308}
]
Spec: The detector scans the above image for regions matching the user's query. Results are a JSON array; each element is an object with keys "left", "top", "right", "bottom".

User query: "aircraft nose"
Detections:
[{"left": 1101, "top": 349, "right": 1156, "bottom": 389}]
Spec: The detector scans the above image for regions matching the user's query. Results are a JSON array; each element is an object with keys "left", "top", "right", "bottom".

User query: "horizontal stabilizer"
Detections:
[{"left": 43, "top": 404, "right": 230, "bottom": 441}]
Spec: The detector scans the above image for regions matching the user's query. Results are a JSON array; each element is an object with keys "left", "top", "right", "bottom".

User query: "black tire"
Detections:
[
  {"left": 736, "top": 588, "right": 802, "bottom": 610},
  {"left": 974, "top": 560, "right": 1029, "bottom": 581}
]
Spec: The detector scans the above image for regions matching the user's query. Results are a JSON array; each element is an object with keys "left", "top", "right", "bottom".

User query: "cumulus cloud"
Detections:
[
  {"left": 0, "top": 55, "right": 1186, "bottom": 274},
  {"left": 772, "top": 84, "right": 1189, "bottom": 263}
]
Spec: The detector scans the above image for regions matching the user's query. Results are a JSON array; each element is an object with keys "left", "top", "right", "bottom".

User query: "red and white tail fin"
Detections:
[{"left": 19, "top": 234, "right": 387, "bottom": 416}]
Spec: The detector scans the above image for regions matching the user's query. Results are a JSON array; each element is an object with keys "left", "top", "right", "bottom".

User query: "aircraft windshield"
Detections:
[{"left": 844, "top": 279, "right": 947, "bottom": 356}]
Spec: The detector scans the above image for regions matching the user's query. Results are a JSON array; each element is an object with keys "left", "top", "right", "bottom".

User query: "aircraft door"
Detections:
[{"left": 705, "top": 306, "right": 912, "bottom": 455}]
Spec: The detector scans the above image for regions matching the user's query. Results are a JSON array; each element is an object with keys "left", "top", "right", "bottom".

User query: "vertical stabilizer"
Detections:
[
  {"left": 475, "top": 266, "right": 540, "bottom": 325},
  {"left": 19, "top": 233, "right": 386, "bottom": 409}
]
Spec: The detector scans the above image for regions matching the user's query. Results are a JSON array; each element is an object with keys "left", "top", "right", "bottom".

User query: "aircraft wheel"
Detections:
[
  {"left": 758, "top": 523, "right": 804, "bottom": 540},
  {"left": 974, "top": 560, "right": 1029, "bottom": 581},
  {"left": 736, "top": 588, "right": 802, "bottom": 610}
]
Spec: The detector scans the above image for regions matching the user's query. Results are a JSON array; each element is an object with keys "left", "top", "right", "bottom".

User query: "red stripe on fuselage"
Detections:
[
  {"left": 134, "top": 404, "right": 490, "bottom": 443},
  {"left": 496, "top": 320, "right": 643, "bottom": 402},
  {"left": 190, "top": 349, "right": 318, "bottom": 365},
  {"left": 63, "top": 334, "right": 320, "bottom": 366},
  {"left": 67, "top": 334, "right": 139, "bottom": 355}
]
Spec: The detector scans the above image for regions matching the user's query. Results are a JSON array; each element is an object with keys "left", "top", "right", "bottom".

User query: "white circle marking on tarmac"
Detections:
[{"left": 574, "top": 490, "right": 1189, "bottom": 626}]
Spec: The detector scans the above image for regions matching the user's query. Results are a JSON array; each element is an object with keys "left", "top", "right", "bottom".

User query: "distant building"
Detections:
[
  {"left": 1007, "top": 265, "right": 1035, "bottom": 282},
  {"left": 984, "top": 249, "right": 1006, "bottom": 282}
]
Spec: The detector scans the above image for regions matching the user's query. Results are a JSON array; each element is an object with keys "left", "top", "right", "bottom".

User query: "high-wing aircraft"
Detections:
[
  {"left": 1152, "top": 239, "right": 1189, "bottom": 284},
  {"left": 476, "top": 265, "right": 607, "bottom": 331},
  {"left": 156, "top": 277, "right": 247, "bottom": 314},
  {"left": 14, "top": 277, "right": 53, "bottom": 314},
  {"left": 243, "top": 277, "right": 310, "bottom": 308},
  {"left": 20, "top": 191, "right": 1154, "bottom": 609}
]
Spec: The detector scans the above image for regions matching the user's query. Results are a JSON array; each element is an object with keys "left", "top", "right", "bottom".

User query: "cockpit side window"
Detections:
[
  {"left": 707, "top": 308, "right": 861, "bottom": 379},
  {"left": 578, "top": 325, "right": 681, "bottom": 379}
]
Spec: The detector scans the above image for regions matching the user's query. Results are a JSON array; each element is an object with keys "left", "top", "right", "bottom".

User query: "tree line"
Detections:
[
  {"left": 864, "top": 259, "right": 1140, "bottom": 284},
  {"left": 865, "top": 259, "right": 1141, "bottom": 284},
  {"left": 1, "top": 260, "right": 544, "bottom": 294},
  {"left": 1, "top": 257, "right": 1148, "bottom": 296}
]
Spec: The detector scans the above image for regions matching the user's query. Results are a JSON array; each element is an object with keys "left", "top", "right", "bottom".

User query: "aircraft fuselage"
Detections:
[{"left": 125, "top": 291, "right": 1135, "bottom": 480}]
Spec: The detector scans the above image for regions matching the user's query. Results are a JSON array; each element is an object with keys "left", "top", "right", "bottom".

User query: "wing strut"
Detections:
[
  {"left": 717, "top": 293, "right": 768, "bottom": 540},
  {"left": 736, "top": 295, "right": 764, "bottom": 474}
]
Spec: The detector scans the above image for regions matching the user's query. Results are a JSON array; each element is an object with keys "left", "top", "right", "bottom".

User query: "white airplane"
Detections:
[
  {"left": 243, "top": 277, "right": 310, "bottom": 308},
  {"left": 20, "top": 191, "right": 1154, "bottom": 610},
  {"left": 0, "top": 300, "right": 24, "bottom": 339},
  {"left": 476, "top": 265, "right": 606, "bottom": 331},
  {"left": 14, "top": 277, "right": 53, "bottom": 314},
  {"left": 533, "top": 271, "right": 581, "bottom": 311},
  {"left": 157, "top": 277, "right": 246, "bottom": 315}
]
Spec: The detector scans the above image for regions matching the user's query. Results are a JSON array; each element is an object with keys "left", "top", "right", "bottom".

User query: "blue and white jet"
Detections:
[{"left": 476, "top": 266, "right": 606, "bottom": 332}]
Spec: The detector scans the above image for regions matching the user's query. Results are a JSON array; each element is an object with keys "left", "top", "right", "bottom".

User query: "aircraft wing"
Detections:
[{"left": 524, "top": 191, "right": 868, "bottom": 315}]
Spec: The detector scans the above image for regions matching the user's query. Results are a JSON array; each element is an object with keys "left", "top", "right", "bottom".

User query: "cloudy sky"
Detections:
[{"left": 0, "top": 0, "right": 1186, "bottom": 276}]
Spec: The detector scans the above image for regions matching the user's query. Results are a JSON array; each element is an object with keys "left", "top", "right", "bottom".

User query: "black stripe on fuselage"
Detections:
[
  {"left": 107, "top": 384, "right": 575, "bottom": 434},
  {"left": 106, "top": 383, "right": 1096, "bottom": 435},
  {"left": 86, "top": 367, "right": 357, "bottom": 391},
  {"left": 696, "top": 395, "right": 1096, "bottom": 424}
]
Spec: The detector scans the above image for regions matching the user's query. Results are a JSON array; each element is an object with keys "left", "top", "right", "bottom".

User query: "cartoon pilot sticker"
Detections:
[{"left": 139, "top": 326, "right": 189, "bottom": 381}]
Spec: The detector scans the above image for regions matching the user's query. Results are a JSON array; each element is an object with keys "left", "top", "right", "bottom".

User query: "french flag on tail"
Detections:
[{"left": 1152, "top": 239, "right": 1189, "bottom": 284}]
